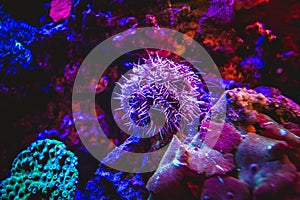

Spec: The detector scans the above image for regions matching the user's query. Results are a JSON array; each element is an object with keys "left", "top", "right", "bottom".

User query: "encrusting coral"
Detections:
[
  {"left": 255, "top": 86, "right": 300, "bottom": 125},
  {"left": 0, "top": 139, "right": 79, "bottom": 199},
  {"left": 209, "top": 87, "right": 300, "bottom": 134},
  {"left": 226, "top": 87, "right": 268, "bottom": 125}
]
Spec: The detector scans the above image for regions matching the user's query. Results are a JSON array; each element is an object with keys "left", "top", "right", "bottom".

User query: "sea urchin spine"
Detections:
[{"left": 114, "top": 55, "right": 208, "bottom": 139}]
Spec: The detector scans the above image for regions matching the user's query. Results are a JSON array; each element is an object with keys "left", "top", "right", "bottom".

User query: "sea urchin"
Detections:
[{"left": 113, "top": 55, "right": 208, "bottom": 139}]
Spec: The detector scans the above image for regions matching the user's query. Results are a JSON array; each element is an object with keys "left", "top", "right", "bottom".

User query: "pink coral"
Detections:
[
  {"left": 50, "top": 0, "right": 72, "bottom": 22},
  {"left": 146, "top": 136, "right": 199, "bottom": 200},
  {"left": 283, "top": 122, "right": 300, "bottom": 137},
  {"left": 146, "top": 135, "right": 235, "bottom": 199},
  {"left": 257, "top": 113, "right": 300, "bottom": 147},
  {"left": 186, "top": 145, "right": 235, "bottom": 176},
  {"left": 199, "top": 121, "right": 242, "bottom": 153},
  {"left": 201, "top": 176, "right": 251, "bottom": 200},
  {"left": 236, "top": 133, "right": 298, "bottom": 199}
]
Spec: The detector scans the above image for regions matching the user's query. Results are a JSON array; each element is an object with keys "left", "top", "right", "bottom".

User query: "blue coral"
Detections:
[
  {"left": 241, "top": 55, "right": 264, "bottom": 70},
  {"left": 85, "top": 165, "right": 148, "bottom": 200},
  {"left": 0, "top": 139, "right": 79, "bottom": 199},
  {"left": 0, "top": 9, "right": 37, "bottom": 75}
]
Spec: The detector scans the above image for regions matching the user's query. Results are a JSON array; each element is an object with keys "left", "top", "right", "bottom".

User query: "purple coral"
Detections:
[
  {"left": 146, "top": 135, "right": 235, "bottom": 199},
  {"left": 85, "top": 165, "right": 148, "bottom": 200},
  {"left": 199, "top": 121, "right": 242, "bottom": 153},
  {"left": 236, "top": 133, "right": 298, "bottom": 199},
  {"left": 201, "top": 176, "right": 251, "bottom": 200},
  {"left": 146, "top": 136, "right": 199, "bottom": 200},
  {"left": 199, "top": 0, "right": 235, "bottom": 32},
  {"left": 257, "top": 113, "right": 300, "bottom": 147}
]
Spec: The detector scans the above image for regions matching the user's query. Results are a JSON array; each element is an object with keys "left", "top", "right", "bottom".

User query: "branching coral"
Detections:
[
  {"left": 221, "top": 56, "right": 244, "bottom": 82},
  {"left": 0, "top": 139, "right": 79, "bottom": 199}
]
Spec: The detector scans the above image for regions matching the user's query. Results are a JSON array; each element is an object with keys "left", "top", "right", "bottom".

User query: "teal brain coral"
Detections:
[{"left": 0, "top": 139, "right": 79, "bottom": 199}]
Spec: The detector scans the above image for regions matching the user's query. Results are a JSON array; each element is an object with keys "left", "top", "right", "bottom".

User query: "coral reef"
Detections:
[
  {"left": 145, "top": 86, "right": 300, "bottom": 199},
  {"left": 0, "top": 139, "right": 79, "bottom": 199},
  {"left": 0, "top": 0, "right": 299, "bottom": 199}
]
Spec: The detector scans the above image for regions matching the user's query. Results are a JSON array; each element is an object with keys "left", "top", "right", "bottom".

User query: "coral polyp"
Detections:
[{"left": 115, "top": 55, "right": 208, "bottom": 138}]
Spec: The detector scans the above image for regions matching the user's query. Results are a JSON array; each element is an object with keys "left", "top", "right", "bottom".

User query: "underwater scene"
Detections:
[{"left": 0, "top": 0, "right": 300, "bottom": 199}]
